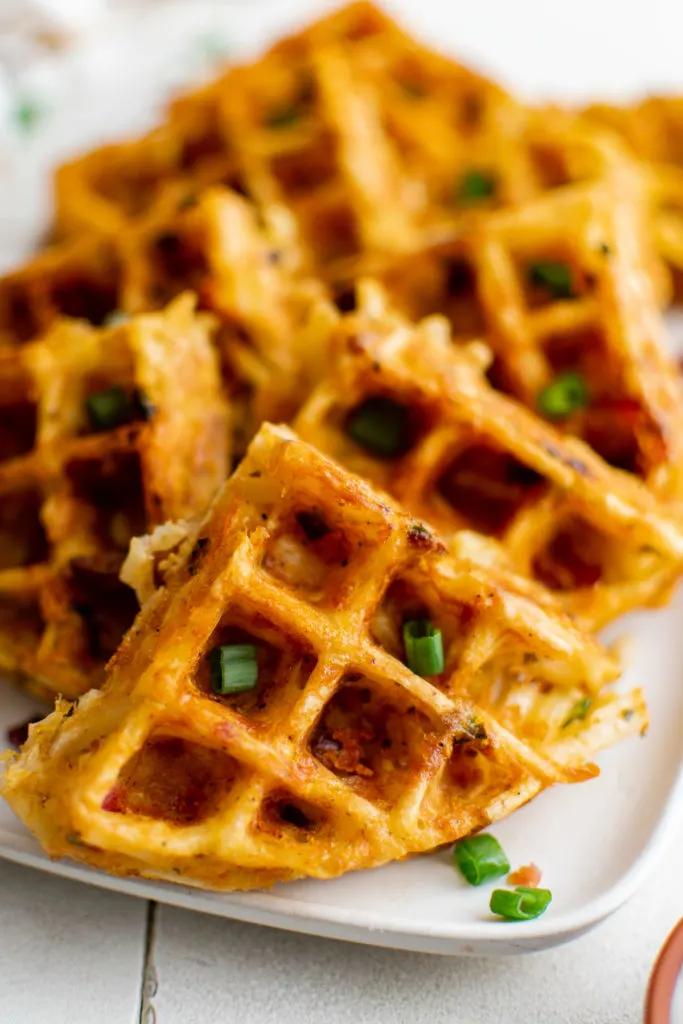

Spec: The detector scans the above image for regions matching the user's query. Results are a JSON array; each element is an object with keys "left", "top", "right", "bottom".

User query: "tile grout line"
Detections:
[{"left": 137, "top": 901, "right": 159, "bottom": 1024}]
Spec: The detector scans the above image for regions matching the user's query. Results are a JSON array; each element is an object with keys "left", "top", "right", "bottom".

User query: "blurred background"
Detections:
[{"left": 0, "top": 0, "right": 682, "bottom": 264}]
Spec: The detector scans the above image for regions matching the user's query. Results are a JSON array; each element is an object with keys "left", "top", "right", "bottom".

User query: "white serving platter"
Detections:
[
  {"left": 2, "top": 585, "right": 683, "bottom": 956},
  {"left": 0, "top": 0, "right": 682, "bottom": 958}
]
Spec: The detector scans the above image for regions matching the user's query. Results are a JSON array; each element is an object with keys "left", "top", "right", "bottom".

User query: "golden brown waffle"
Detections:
[
  {"left": 582, "top": 97, "right": 683, "bottom": 294},
  {"left": 215, "top": 25, "right": 422, "bottom": 273},
  {"left": 0, "top": 186, "right": 335, "bottom": 458},
  {"left": 583, "top": 97, "right": 683, "bottom": 165},
  {"left": 54, "top": 127, "right": 183, "bottom": 243},
  {"left": 53, "top": 105, "right": 250, "bottom": 246},
  {"left": 1, "top": 423, "right": 643, "bottom": 891},
  {"left": 51, "top": 3, "right": 422, "bottom": 256},
  {"left": 201, "top": 4, "right": 646, "bottom": 279},
  {"left": 338, "top": 177, "right": 683, "bottom": 499},
  {"left": 186, "top": 9, "right": 645, "bottom": 282},
  {"left": 52, "top": 4, "right": 645, "bottom": 287},
  {"left": 0, "top": 294, "right": 228, "bottom": 699},
  {"left": 119, "top": 186, "right": 335, "bottom": 452},
  {"left": 293, "top": 21, "right": 634, "bottom": 267},
  {"left": 0, "top": 236, "right": 122, "bottom": 348},
  {"left": 294, "top": 296, "right": 683, "bottom": 628}
]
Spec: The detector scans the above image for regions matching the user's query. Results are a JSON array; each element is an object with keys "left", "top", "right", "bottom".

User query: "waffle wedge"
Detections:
[
  {"left": 49, "top": 0, "right": 664, "bottom": 331},
  {"left": 341, "top": 177, "right": 683, "bottom": 500},
  {"left": 295, "top": 297, "right": 683, "bottom": 628},
  {"left": 213, "top": 7, "right": 429, "bottom": 274},
  {"left": 51, "top": 3, "right": 422, "bottom": 261},
  {"left": 2, "top": 423, "right": 643, "bottom": 891},
  {"left": 0, "top": 186, "right": 335, "bottom": 458},
  {"left": 54, "top": 5, "right": 641, "bottom": 283},
  {"left": 0, "top": 294, "right": 228, "bottom": 699},
  {"left": 0, "top": 236, "right": 122, "bottom": 349},
  {"left": 175, "top": 3, "right": 642, "bottom": 271},
  {"left": 53, "top": 127, "right": 185, "bottom": 244}
]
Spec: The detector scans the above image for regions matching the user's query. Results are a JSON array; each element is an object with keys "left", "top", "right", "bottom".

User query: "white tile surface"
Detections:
[{"left": 0, "top": 861, "right": 147, "bottom": 1024}]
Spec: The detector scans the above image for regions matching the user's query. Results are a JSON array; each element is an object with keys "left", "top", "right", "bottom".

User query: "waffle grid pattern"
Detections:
[
  {"left": 0, "top": 294, "right": 228, "bottom": 697},
  {"left": 1, "top": 425, "right": 644, "bottom": 890},
  {"left": 295, "top": 297, "right": 683, "bottom": 627}
]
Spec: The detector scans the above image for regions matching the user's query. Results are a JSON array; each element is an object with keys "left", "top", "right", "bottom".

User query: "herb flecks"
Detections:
[
  {"left": 528, "top": 261, "right": 575, "bottom": 300},
  {"left": 456, "top": 170, "right": 496, "bottom": 205},
  {"left": 563, "top": 696, "right": 592, "bottom": 728}
]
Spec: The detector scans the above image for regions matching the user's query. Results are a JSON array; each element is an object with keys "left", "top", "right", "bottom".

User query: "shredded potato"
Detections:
[
  {"left": 0, "top": 2, "right": 680, "bottom": 894},
  {"left": 0, "top": 295, "right": 228, "bottom": 699},
  {"left": 2, "top": 426, "right": 646, "bottom": 891}
]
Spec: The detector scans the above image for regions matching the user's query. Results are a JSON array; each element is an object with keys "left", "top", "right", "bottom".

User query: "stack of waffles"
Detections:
[{"left": 2, "top": 2, "right": 683, "bottom": 891}]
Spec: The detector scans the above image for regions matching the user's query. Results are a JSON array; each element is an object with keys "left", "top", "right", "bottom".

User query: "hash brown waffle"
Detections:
[
  {"left": 582, "top": 96, "right": 683, "bottom": 295},
  {"left": 341, "top": 179, "right": 683, "bottom": 499},
  {"left": 1, "top": 424, "right": 643, "bottom": 891},
  {"left": 0, "top": 294, "right": 228, "bottom": 700},
  {"left": 0, "top": 236, "right": 122, "bottom": 349},
  {"left": 52, "top": 4, "right": 651, "bottom": 288},
  {"left": 295, "top": 294, "right": 683, "bottom": 628},
  {"left": 0, "top": 186, "right": 335, "bottom": 459},
  {"left": 119, "top": 186, "right": 335, "bottom": 452}
]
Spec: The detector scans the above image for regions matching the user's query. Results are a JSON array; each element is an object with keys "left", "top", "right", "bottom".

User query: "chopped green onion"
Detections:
[
  {"left": 209, "top": 644, "right": 258, "bottom": 695},
  {"left": 537, "top": 371, "right": 589, "bottom": 420},
  {"left": 264, "top": 107, "right": 301, "bottom": 129},
  {"left": 453, "top": 833, "right": 510, "bottom": 886},
  {"left": 403, "top": 619, "right": 444, "bottom": 676},
  {"left": 456, "top": 171, "right": 496, "bottom": 204},
  {"left": 85, "top": 386, "right": 133, "bottom": 432},
  {"left": 103, "top": 310, "right": 130, "bottom": 327},
  {"left": 346, "top": 397, "right": 410, "bottom": 457},
  {"left": 528, "top": 260, "right": 575, "bottom": 299},
  {"left": 490, "top": 886, "right": 552, "bottom": 921},
  {"left": 562, "top": 696, "right": 592, "bottom": 728},
  {"left": 15, "top": 99, "right": 42, "bottom": 133}
]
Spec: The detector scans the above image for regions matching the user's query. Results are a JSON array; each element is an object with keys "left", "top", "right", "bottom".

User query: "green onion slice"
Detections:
[
  {"left": 453, "top": 833, "right": 511, "bottom": 886},
  {"left": 562, "top": 696, "right": 592, "bottom": 728},
  {"left": 85, "top": 386, "right": 134, "bottom": 432},
  {"left": 537, "top": 371, "right": 589, "bottom": 420},
  {"left": 346, "top": 397, "right": 411, "bottom": 457},
  {"left": 528, "top": 260, "right": 575, "bottom": 299},
  {"left": 403, "top": 619, "right": 444, "bottom": 676},
  {"left": 209, "top": 644, "right": 258, "bottom": 695},
  {"left": 490, "top": 886, "right": 552, "bottom": 921},
  {"left": 264, "top": 107, "right": 301, "bottom": 129},
  {"left": 456, "top": 170, "right": 496, "bottom": 204}
]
